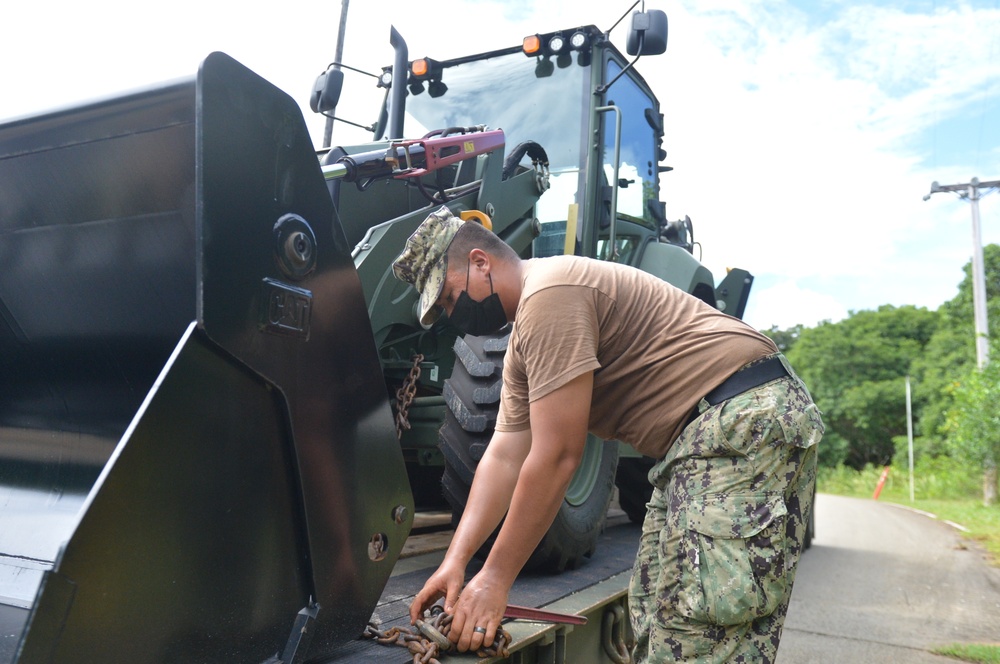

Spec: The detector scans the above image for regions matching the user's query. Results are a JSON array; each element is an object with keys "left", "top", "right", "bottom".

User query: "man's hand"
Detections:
[
  {"left": 446, "top": 568, "right": 509, "bottom": 652},
  {"left": 409, "top": 558, "right": 465, "bottom": 624}
]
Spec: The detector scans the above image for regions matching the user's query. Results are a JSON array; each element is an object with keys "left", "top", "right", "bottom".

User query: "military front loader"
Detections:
[{"left": 0, "top": 8, "right": 752, "bottom": 663}]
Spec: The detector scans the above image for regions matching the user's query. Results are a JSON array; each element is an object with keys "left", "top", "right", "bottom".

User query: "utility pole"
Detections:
[
  {"left": 925, "top": 177, "right": 999, "bottom": 506},
  {"left": 923, "top": 177, "right": 999, "bottom": 369},
  {"left": 906, "top": 375, "right": 914, "bottom": 502},
  {"left": 323, "top": 0, "right": 350, "bottom": 149}
]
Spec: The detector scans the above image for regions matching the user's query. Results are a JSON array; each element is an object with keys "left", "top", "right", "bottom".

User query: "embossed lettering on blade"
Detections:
[{"left": 261, "top": 278, "right": 312, "bottom": 339}]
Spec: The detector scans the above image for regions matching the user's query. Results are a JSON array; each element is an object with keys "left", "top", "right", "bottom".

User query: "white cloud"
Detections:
[
  {"left": 3, "top": 0, "right": 999, "bottom": 329},
  {"left": 743, "top": 279, "right": 849, "bottom": 330},
  {"left": 644, "top": 0, "right": 1000, "bottom": 325}
]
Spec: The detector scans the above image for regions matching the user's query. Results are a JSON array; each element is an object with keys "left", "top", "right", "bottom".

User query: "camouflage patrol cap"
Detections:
[{"left": 392, "top": 206, "right": 464, "bottom": 327}]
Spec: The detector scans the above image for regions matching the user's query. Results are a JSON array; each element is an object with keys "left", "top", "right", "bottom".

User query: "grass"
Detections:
[
  {"left": 819, "top": 462, "right": 1000, "bottom": 662},
  {"left": 932, "top": 643, "right": 1000, "bottom": 663}
]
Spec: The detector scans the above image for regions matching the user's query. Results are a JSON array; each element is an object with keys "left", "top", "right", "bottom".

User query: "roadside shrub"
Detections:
[{"left": 818, "top": 457, "right": 980, "bottom": 501}]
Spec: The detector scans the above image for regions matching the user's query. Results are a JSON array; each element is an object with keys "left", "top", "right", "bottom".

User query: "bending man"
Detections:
[{"left": 393, "top": 206, "right": 823, "bottom": 663}]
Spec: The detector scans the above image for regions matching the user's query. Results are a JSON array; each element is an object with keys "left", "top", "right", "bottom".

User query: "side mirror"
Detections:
[
  {"left": 310, "top": 67, "right": 345, "bottom": 114},
  {"left": 626, "top": 10, "right": 668, "bottom": 56}
]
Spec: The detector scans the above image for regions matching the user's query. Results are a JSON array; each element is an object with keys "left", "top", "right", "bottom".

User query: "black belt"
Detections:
[{"left": 703, "top": 356, "right": 789, "bottom": 406}]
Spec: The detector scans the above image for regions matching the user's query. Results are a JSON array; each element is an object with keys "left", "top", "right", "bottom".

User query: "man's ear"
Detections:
[{"left": 468, "top": 248, "right": 490, "bottom": 272}]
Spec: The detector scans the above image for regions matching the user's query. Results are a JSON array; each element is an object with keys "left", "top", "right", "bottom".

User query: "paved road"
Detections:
[{"left": 777, "top": 493, "right": 1000, "bottom": 663}]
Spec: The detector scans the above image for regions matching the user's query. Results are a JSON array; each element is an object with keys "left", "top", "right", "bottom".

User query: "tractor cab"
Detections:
[
  {"left": 393, "top": 23, "right": 670, "bottom": 264},
  {"left": 372, "top": 16, "right": 749, "bottom": 315}
]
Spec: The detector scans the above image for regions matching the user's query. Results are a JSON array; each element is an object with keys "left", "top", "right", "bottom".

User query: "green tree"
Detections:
[
  {"left": 915, "top": 244, "right": 1000, "bottom": 441},
  {"left": 921, "top": 244, "right": 1000, "bottom": 504},
  {"left": 910, "top": 320, "right": 972, "bottom": 442},
  {"left": 942, "top": 337, "right": 1000, "bottom": 505},
  {"left": 770, "top": 245, "right": 1000, "bottom": 489},
  {"left": 786, "top": 305, "right": 939, "bottom": 469},
  {"left": 762, "top": 324, "right": 804, "bottom": 354},
  {"left": 937, "top": 243, "right": 1000, "bottom": 327}
]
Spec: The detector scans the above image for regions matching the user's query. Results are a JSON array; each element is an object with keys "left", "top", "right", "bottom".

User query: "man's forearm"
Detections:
[
  {"left": 479, "top": 371, "right": 594, "bottom": 586},
  {"left": 443, "top": 429, "right": 530, "bottom": 567},
  {"left": 478, "top": 442, "right": 580, "bottom": 586}
]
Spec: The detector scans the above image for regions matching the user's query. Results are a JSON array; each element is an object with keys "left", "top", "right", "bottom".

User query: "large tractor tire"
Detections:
[
  {"left": 439, "top": 329, "right": 618, "bottom": 573},
  {"left": 614, "top": 456, "right": 656, "bottom": 524}
]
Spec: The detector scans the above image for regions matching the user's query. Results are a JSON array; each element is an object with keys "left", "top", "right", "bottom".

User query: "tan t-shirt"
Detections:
[{"left": 495, "top": 256, "right": 778, "bottom": 458}]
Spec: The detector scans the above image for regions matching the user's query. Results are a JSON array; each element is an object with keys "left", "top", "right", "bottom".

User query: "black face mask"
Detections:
[{"left": 448, "top": 265, "right": 508, "bottom": 337}]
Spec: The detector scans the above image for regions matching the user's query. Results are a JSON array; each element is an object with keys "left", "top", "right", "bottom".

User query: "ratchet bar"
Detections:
[{"left": 503, "top": 604, "right": 587, "bottom": 625}]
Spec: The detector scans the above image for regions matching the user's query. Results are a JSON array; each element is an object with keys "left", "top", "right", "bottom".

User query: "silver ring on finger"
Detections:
[{"left": 473, "top": 626, "right": 487, "bottom": 634}]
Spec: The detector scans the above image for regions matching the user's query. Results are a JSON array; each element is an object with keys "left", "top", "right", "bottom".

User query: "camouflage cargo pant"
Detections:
[{"left": 629, "top": 354, "right": 823, "bottom": 663}]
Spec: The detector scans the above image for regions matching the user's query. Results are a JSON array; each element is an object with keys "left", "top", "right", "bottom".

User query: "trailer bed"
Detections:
[{"left": 320, "top": 513, "right": 641, "bottom": 662}]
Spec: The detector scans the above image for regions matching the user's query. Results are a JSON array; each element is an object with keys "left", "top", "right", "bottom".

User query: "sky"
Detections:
[{"left": 3, "top": 0, "right": 999, "bottom": 331}]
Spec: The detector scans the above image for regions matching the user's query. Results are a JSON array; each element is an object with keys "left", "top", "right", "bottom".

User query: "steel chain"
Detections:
[
  {"left": 364, "top": 605, "right": 511, "bottom": 663},
  {"left": 602, "top": 603, "right": 632, "bottom": 664},
  {"left": 395, "top": 353, "right": 425, "bottom": 440}
]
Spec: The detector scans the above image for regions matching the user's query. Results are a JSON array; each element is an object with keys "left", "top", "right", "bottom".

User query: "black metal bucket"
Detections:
[{"left": 0, "top": 53, "right": 411, "bottom": 663}]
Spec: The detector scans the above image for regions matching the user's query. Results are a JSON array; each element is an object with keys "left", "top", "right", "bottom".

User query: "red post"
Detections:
[{"left": 873, "top": 466, "right": 891, "bottom": 500}]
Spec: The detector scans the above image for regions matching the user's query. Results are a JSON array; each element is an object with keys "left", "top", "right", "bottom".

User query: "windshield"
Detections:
[{"left": 405, "top": 50, "right": 591, "bottom": 253}]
